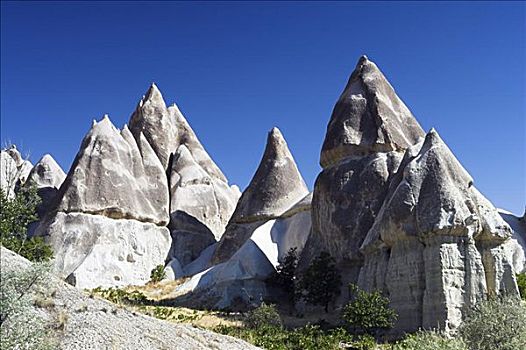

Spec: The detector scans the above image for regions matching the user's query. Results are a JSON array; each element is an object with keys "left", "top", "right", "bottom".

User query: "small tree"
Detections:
[
  {"left": 343, "top": 284, "right": 397, "bottom": 335},
  {"left": 245, "top": 302, "right": 282, "bottom": 329},
  {"left": 266, "top": 247, "right": 299, "bottom": 308},
  {"left": 149, "top": 264, "right": 166, "bottom": 283},
  {"left": 0, "top": 185, "right": 53, "bottom": 262},
  {"left": 299, "top": 252, "right": 341, "bottom": 312}
]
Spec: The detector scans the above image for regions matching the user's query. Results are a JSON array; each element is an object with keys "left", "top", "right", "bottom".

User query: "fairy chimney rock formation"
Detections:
[{"left": 212, "top": 127, "right": 309, "bottom": 264}]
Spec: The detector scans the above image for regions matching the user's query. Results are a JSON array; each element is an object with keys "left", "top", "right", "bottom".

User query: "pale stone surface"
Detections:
[
  {"left": 359, "top": 129, "right": 518, "bottom": 333},
  {"left": 36, "top": 212, "right": 171, "bottom": 289},
  {"left": 1, "top": 146, "right": 33, "bottom": 198},
  {"left": 320, "top": 55, "right": 424, "bottom": 168},
  {"left": 128, "top": 83, "right": 178, "bottom": 170},
  {"left": 169, "top": 144, "right": 240, "bottom": 240},
  {"left": 0, "top": 247, "right": 261, "bottom": 350},
  {"left": 213, "top": 128, "right": 309, "bottom": 264},
  {"left": 57, "top": 116, "right": 169, "bottom": 226},
  {"left": 27, "top": 154, "right": 66, "bottom": 189},
  {"left": 0, "top": 150, "right": 18, "bottom": 198},
  {"left": 499, "top": 209, "right": 526, "bottom": 273},
  {"left": 173, "top": 197, "right": 312, "bottom": 309}
]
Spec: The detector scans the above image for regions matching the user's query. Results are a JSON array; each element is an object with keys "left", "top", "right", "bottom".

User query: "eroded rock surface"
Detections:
[
  {"left": 359, "top": 130, "right": 517, "bottom": 333},
  {"left": 1, "top": 146, "right": 33, "bottom": 198},
  {"left": 56, "top": 116, "right": 169, "bottom": 225},
  {"left": 212, "top": 128, "right": 308, "bottom": 264},
  {"left": 320, "top": 55, "right": 424, "bottom": 168}
]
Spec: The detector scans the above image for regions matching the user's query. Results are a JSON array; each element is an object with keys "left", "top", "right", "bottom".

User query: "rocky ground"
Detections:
[{"left": 0, "top": 247, "right": 260, "bottom": 350}]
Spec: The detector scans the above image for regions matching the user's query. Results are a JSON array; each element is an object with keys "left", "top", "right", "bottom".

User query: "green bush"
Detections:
[
  {"left": 245, "top": 303, "right": 282, "bottom": 329},
  {"left": 149, "top": 264, "right": 166, "bottom": 283},
  {"left": 342, "top": 284, "right": 397, "bottom": 335},
  {"left": 393, "top": 331, "right": 468, "bottom": 350},
  {"left": 299, "top": 252, "right": 341, "bottom": 312},
  {"left": 0, "top": 186, "right": 53, "bottom": 262},
  {"left": 517, "top": 273, "right": 526, "bottom": 300},
  {"left": 459, "top": 296, "right": 526, "bottom": 350}
]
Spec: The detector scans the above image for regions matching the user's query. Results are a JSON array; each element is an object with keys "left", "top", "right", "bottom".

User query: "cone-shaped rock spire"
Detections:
[
  {"left": 55, "top": 115, "right": 170, "bottom": 225},
  {"left": 212, "top": 127, "right": 309, "bottom": 263},
  {"left": 128, "top": 83, "right": 178, "bottom": 170},
  {"left": 320, "top": 56, "right": 425, "bottom": 168},
  {"left": 27, "top": 154, "right": 66, "bottom": 190}
]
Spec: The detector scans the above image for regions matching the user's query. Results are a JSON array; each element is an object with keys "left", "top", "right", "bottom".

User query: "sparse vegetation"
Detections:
[
  {"left": 0, "top": 261, "right": 56, "bottom": 349},
  {"left": 392, "top": 331, "right": 468, "bottom": 350},
  {"left": 516, "top": 273, "right": 526, "bottom": 300},
  {"left": 459, "top": 295, "right": 526, "bottom": 350},
  {"left": 299, "top": 252, "right": 341, "bottom": 312},
  {"left": 149, "top": 264, "right": 166, "bottom": 283},
  {"left": 343, "top": 284, "right": 397, "bottom": 335}
]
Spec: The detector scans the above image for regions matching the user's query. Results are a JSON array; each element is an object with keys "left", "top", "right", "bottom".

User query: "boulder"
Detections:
[
  {"left": 128, "top": 83, "right": 178, "bottom": 170},
  {"left": 359, "top": 129, "right": 518, "bottom": 333},
  {"left": 320, "top": 55, "right": 424, "bottom": 168},
  {"left": 56, "top": 116, "right": 169, "bottom": 225},
  {"left": 212, "top": 127, "right": 309, "bottom": 264}
]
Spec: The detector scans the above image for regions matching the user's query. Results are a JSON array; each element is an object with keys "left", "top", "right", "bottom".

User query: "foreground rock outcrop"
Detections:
[
  {"left": 212, "top": 127, "right": 309, "bottom": 264},
  {"left": 0, "top": 247, "right": 259, "bottom": 350}
]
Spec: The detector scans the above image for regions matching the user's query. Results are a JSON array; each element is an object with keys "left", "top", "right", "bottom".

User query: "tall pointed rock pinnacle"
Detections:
[
  {"left": 212, "top": 127, "right": 309, "bottom": 264},
  {"left": 320, "top": 55, "right": 425, "bottom": 168},
  {"left": 128, "top": 83, "right": 178, "bottom": 170}
]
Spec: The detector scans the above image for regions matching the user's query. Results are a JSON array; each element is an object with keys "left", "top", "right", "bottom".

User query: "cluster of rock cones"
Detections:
[{"left": 2, "top": 56, "right": 524, "bottom": 334}]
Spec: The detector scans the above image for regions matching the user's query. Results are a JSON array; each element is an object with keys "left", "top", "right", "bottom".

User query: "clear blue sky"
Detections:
[{"left": 1, "top": 1, "right": 525, "bottom": 215}]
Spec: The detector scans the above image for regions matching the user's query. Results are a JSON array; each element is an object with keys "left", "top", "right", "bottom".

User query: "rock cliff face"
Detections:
[
  {"left": 360, "top": 130, "right": 516, "bottom": 333},
  {"left": 212, "top": 127, "right": 309, "bottom": 264},
  {"left": 302, "top": 55, "right": 424, "bottom": 284},
  {"left": 304, "top": 55, "right": 520, "bottom": 334}
]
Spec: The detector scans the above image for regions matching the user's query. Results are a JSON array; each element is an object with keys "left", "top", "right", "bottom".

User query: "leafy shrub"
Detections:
[
  {"left": 517, "top": 273, "right": 526, "bottom": 300},
  {"left": 342, "top": 284, "right": 397, "bottom": 335},
  {"left": 393, "top": 331, "right": 468, "bottom": 350},
  {"left": 245, "top": 303, "right": 282, "bottom": 329},
  {"left": 0, "top": 186, "right": 53, "bottom": 262},
  {"left": 299, "top": 252, "right": 341, "bottom": 312},
  {"left": 0, "top": 261, "right": 55, "bottom": 349},
  {"left": 459, "top": 296, "right": 526, "bottom": 350},
  {"left": 149, "top": 264, "right": 166, "bottom": 283},
  {"left": 266, "top": 247, "right": 299, "bottom": 307}
]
